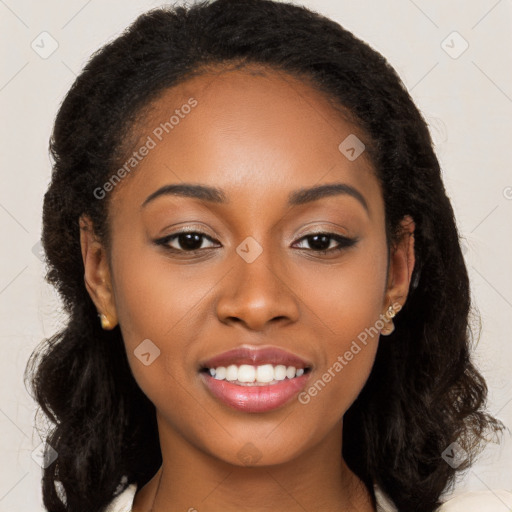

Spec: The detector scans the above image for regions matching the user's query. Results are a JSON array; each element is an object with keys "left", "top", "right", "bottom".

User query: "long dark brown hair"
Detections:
[{"left": 25, "top": 1, "right": 503, "bottom": 510}]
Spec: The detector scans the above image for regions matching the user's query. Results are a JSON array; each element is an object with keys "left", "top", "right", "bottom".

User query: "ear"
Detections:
[
  {"left": 79, "top": 214, "right": 118, "bottom": 328},
  {"left": 384, "top": 215, "right": 415, "bottom": 309}
]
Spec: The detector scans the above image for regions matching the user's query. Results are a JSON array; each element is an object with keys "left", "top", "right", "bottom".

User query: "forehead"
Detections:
[{"left": 108, "top": 65, "right": 382, "bottom": 220}]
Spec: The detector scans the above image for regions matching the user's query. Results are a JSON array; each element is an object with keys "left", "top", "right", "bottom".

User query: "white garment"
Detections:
[
  {"left": 374, "top": 486, "right": 512, "bottom": 511},
  {"left": 104, "top": 481, "right": 512, "bottom": 511}
]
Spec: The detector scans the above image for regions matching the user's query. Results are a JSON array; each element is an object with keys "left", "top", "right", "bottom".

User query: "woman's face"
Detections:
[{"left": 81, "top": 66, "right": 414, "bottom": 467}]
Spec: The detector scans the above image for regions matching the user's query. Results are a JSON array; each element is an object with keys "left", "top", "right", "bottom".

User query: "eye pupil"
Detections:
[
  {"left": 179, "top": 233, "right": 202, "bottom": 250},
  {"left": 308, "top": 234, "right": 330, "bottom": 251}
]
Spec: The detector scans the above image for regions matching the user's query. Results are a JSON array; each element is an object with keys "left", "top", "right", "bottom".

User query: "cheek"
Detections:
[
  {"left": 109, "top": 241, "right": 197, "bottom": 394},
  {"left": 296, "top": 241, "right": 387, "bottom": 414},
  {"left": 109, "top": 245, "right": 239, "bottom": 456},
  {"left": 299, "top": 234, "right": 388, "bottom": 333},
  {"left": 110, "top": 231, "right": 216, "bottom": 349}
]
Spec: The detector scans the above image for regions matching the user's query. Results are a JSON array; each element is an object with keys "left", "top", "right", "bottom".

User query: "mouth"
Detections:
[
  {"left": 197, "top": 345, "right": 314, "bottom": 412},
  {"left": 199, "top": 364, "right": 312, "bottom": 386},
  {"left": 199, "top": 367, "right": 312, "bottom": 413}
]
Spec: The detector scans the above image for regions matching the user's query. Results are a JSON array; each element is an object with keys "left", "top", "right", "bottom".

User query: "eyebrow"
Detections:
[{"left": 141, "top": 182, "right": 369, "bottom": 214}]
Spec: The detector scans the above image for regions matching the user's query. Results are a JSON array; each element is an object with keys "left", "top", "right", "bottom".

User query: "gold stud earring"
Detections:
[
  {"left": 99, "top": 313, "right": 114, "bottom": 330},
  {"left": 386, "top": 304, "right": 397, "bottom": 320},
  {"left": 381, "top": 304, "right": 397, "bottom": 336}
]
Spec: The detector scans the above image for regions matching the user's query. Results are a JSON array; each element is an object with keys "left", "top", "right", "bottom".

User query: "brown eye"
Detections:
[
  {"left": 293, "top": 233, "right": 358, "bottom": 254},
  {"left": 154, "top": 231, "right": 219, "bottom": 252}
]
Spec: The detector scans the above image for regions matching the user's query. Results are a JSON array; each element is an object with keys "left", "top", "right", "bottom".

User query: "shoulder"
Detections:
[
  {"left": 375, "top": 485, "right": 512, "bottom": 512},
  {"left": 104, "top": 482, "right": 137, "bottom": 512},
  {"left": 437, "top": 489, "right": 512, "bottom": 511}
]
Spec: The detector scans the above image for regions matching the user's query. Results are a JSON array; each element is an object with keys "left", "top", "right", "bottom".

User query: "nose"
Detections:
[{"left": 215, "top": 241, "right": 300, "bottom": 331}]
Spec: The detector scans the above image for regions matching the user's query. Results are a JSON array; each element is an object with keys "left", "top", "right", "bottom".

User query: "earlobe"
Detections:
[{"left": 79, "top": 215, "right": 118, "bottom": 329}]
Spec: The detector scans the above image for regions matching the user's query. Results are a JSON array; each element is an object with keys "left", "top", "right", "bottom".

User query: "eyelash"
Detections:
[{"left": 153, "top": 230, "right": 358, "bottom": 256}]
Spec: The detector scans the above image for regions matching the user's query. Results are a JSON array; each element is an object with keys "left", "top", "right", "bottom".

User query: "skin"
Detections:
[{"left": 79, "top": 65, "right": 415, "bottom": 512}]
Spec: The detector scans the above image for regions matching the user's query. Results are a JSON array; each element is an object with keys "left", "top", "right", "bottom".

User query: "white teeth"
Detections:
[
  {"left": 225, "top": 364, "right": 238, "bottom": 381},
  {"left": 207, "top": 364, "right": 306, "bottom": 383},
  {"left": 237, "top": 364, "right": 255, "bottom": 382},
  {"left": 214, "top": 367, "right": 226, "bottom": 380},
  {"left": 274, "top": 365, "right": 287, "bottom": 380},
  {"left": 256, "top": 364, "right": 274, "bottom": 383}
]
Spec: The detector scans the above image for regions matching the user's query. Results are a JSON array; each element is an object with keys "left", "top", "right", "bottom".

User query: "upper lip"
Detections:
[{"left": 199, "top": 345, "right": 312, "bottom": 370}]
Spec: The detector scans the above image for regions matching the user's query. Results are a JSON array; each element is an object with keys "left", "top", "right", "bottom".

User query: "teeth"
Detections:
[
  {"left": 256, "top": 364, "right": 274, "bottom": 383},
  {"left": 274, "top": 365, "right": 286, "bottom": 380},
  {"left": 208, "top": 364, "right": 306, "bottom": 384}
]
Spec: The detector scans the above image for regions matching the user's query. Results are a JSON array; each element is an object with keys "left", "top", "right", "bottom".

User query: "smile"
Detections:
[{"left": 199, "top": 365, "right": 312, "bottom": 413}]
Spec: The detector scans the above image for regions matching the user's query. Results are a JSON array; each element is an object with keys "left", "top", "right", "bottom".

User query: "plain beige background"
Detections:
[{"left": 0, "top": 0, "right": 511, "bottom": 510}]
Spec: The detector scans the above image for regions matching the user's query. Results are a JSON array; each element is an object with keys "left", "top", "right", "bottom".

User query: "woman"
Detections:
[{"left": 25, "top": 0, "right": 509, "bottom": 511}]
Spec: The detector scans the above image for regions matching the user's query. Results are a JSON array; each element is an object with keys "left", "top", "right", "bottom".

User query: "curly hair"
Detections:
[{"left": 24, "top": 0, "right": 504, "bottom": 511}]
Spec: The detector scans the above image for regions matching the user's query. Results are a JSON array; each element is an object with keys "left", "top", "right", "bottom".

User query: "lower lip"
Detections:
[{"left": 199, "top": 371, "right": 311, "bottom": 413}]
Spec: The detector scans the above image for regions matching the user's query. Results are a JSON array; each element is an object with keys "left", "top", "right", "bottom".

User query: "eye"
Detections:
[
  {"left": 154, "top": 230, "right": 219, "bottom": 253},
  {"left": 292, "top": 232, "right": 358, "bottom": 254},
  {"left": 153, "top": 229, "right": 358, "bottom": 256}
]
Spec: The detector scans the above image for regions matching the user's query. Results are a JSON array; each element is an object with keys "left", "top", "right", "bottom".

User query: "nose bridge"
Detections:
[{"left": 216, "top": 233, "right": 299, "bottom": 328}]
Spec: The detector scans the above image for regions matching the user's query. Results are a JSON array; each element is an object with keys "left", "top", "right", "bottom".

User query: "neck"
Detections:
[{"left": 135, "top": 415, "right": 375, "bottom": 512}]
